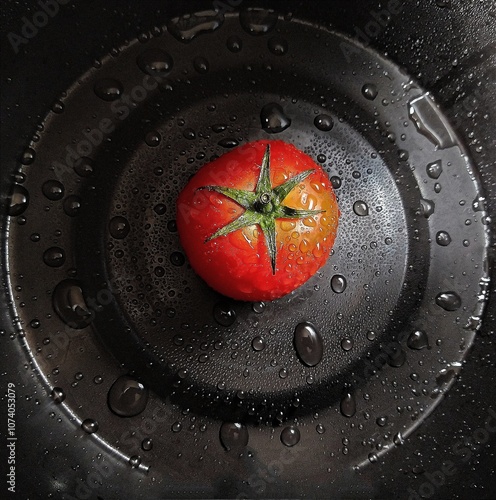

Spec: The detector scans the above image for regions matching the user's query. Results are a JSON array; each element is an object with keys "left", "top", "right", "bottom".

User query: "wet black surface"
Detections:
[{"left": 1, "top": 1, "right": 495, "bottom": 499}]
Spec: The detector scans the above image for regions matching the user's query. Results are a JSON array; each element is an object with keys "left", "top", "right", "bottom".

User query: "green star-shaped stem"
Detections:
[{"left": 198, "top": 144, "right": 324, "bottom": 274}]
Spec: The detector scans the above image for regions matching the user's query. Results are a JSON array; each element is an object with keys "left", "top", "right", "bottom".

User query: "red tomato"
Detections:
[{"left": 176, "top": 140, "right": 339, "bottom": 301}]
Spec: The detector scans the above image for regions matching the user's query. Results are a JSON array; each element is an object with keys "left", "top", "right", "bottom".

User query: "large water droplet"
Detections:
[
  {"left": 435, "top": 292, "right": 462, "bottom": 311},
  {"left": 8, "top": 185, "right": 29, "bottom": 216},
  {"left": 226, "top": 35, "right": 242, "bottom": 52},
  {"left": 137, "top": 48, "right": 174, "bottom": 76},
  {"left": 94, "top": 78, "right": 123, "bottom": 101},
  {"left": 294, "top": 322, "right": 323, "bottom": 367},
  {"left": 214, "top": 302, "right": 236, "bottom": 326},
  {"left": 168, "top": 11, "right": 223, "bottom": 43},
  {"left": 314, "top": 114, "right": 334, "bottom": 132},
  {"left": 63, "top": 195, "right": 82, "bottom": 217},
  {"left": 436, "top": 231, "right": 451, "bottom": 246},
  {"left": 407, "top": 330, "right": 429, "bottom": 350},
  {"left": 52, "top": 279, "right": 92, "bottom": 329},
  {"left": 74, "top": 156, "right": 94, "bottom": 177},
  {"left": 109, "top": 216, "right": 130, "bottom": 239},
  {"left": 145, "top": 131, "right": 161, "bottom": 147},
  {"left": 362, "top": 83, "right": 378, "bottom": 100},
  {"left": 50, "top": 387, "right": 66, "bottom": 404},
  {"left": 340, "top": 392, "right": 356, "bottom": 417},
  {"left": 42, "top": 180, "right": 64, "bottom": 200},
  {"left": 426, "top": 160, "right": 443, "bottom": 179},
  {"left": 218, "top": 138, "right": 239, "bottom": 148},
  {"left": 251, "top": 336, "right": 266, "bottom": 351},
  {"left": 43, "top": 247, "right": 65, "bottom": 267},
  {"left": 220, "top": 422, "right": 249, "bottom": 451},
  {"left": 193, "top": 56, "right": 209, "bottom": 73},
  {"left": 108, "top": 375, "right": 149, "bottom": 417},
  {"left": 239, "top": 8, "right": 277, "bottom": 35},
  {"left": 353, "top": 201, "right": 369, "bottom": 216},
  {"left": 81, "top": 418, "right": 98, "bottom": 434},
  {"left": 141, "top": 438, "right": 153, "bottom": 451},
  {"left": 420, "top": 198, "right": 435, "bottom": 218},
  {"left": 268, "top": 36, "right": 288, "bottom": 55},
  {"left": 408, "top": 94, "right": 457, "bottom": 149},
  {"left": 20, "top": 147, "right": 36, "bottom": 165},
  {"left": 280, "top": 426, "right": 300, "bottom": 447},
  {"left": 330, "top": 176, "right": 342, "bottom": 189},
  {"left": 260, "top": 103, "right": 291, "bottom": 134},
  {"left": 331, "top": 274, "right": 347, "bottom": 293}
]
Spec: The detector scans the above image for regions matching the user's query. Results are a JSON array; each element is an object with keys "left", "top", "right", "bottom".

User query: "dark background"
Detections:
[{"left": 1, "top": 1, "right": 495, "bottom": 498}]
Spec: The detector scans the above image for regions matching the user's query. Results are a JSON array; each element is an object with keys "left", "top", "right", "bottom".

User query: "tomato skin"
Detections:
[{"left": 176, "top": 140, "right": 339, "bottom": 301}]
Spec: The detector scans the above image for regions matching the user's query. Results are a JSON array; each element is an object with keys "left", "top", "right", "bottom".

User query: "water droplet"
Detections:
[
  {"left": 398, "top": 149, "right": 409, "bottom": 161},
  {"left": 20, "top": 147, "right": 36, "bottom": 165},
  {"left": 214, "top": 302, "right": 236, "bottom": 326},
  {"left": 42, "top": 180, "right": 64, "bottom": 201},
  {"left": 361, "top": 83, "right": 378, "bottom": 100},
  {"left": 251, "top": 336, "right": 266, "bottom": 351},
  {"left": 220, "top": 422, "right": 249, "bottom": 450},
  {"left": 426, "top": 160, "right": 443, "bottom": 179},
  {"left": 63, "top": 195, "right": 82, "bottom": 217},
  {"left": 316, "top": 424, "right": 325, "bottom": 434},
  {"left": 183, "top": 128, "right": 196, "bottom": 140},
  {"left": 341, "top": 338, "right": 353, "bottom": 351},
  {"left": 407, "top": 330, "right": 429, "bottom": 350},
  {"left": 170, "top": 251, "right": 185, "bottom": 266},
  {"left": 141, "top": 438, "right": 153, "bottom": 451},
  {"left": 50, "top": 387, "right": 65, "bottom": 404},
  {"left": 153, "top": 203, "right": 166, "bottom": 215},
  {"left": 472, "top": 196, "right": 485, "bottom": 212},
  {"left": 314, "top": 114, "right": 334, "bottom": 132},
  {"left": 260, "top": 103, "right": 291, "bottom": 133},
  {"left": 193, "top": 56, "right": 209, "bottom": 73},
  {"left": 52, "top": 279, "right": 92, "bottom": 329},
  {"left": 129, "top": 455, "right": 141, "bottom": 468},
  {"left": 436, "top": 292, "right": 462, "bottom": 311},
  {"left": 108, "top": 375, "right": 149, "bottom": 417},
  {"left": 330, "top": 176, "right": 342, "bottom": 189},
  {"left": 376, "top": 416, "right": 388, "bottom": 427},
  {"left": 81, "top": 418, "right": 98, "bottom": 434},
  {"left": 436, "top": 231, "right": 451, "bottom": 246},
  {"left": 408, "top": 94, "right": 457, "bottom": 149},
  {"left": 8, "top": 185, "right": 29, "bottom": 216},
  {"left": 331, "top": 274, "right": 347, "bottom": 293},
  {"left": 393, "top": 432, "right": 405, "bottom": 446},
  {"left": 226, "top": 35, "right": 242, "bottom": 52},
  {"left": 109, "top": 216, "right": 130, "bottom": 239},
  {"left": 420, "top": 198, "right": 435, "bottom": 218},
  {"left": 74, "top": 157, "right": 94, "bottom": 177},
  {"left": 294, "top": 322, "right": 323, "bottom": 367},
  {"left": 43, "top": 247, "right": 65, "bottom": 267},
  {"left": 145, "top": 131, "right": 161, "bottom": 147},
  {"left": 280, "top": 426, "right": 300, "bottom": 447},
  {"left": 168, "top": 11, "right": 223, "bottom": 43},
  {"left": 94, "top": 78, "right": 123, "bottom": 101},
  {"left": 137, "top": 48, "right": 173, "bottom": 76},
  {"left": 239, "top": 8, "right": 277, "bottom": 36},
  {"left": 268, "top": 36, "right": 288, "bottom": 55},
  {"left": 252, "top": 302, "right": 265, "bottom": 313},
  {"left": 368, "top": 452, "right": 378, "bottom": 463},
  {"left": 218, "top": 138, "right": 239, "bottom": 148},
  {"left": 172, "top": 422, "right": 182, "bottom": 432},
  {"left": 340, "top": 392, "right": 356, "bottom": 417},
  {"left": 353, "top": 201, "right": 369, "bottom": 216}
]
